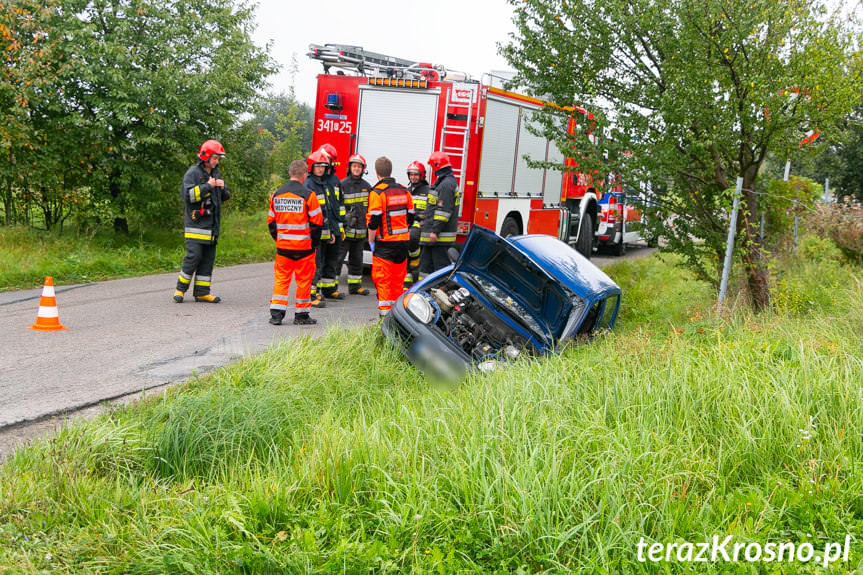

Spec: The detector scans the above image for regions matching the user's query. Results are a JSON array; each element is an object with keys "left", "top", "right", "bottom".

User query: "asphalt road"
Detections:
[{"left": 0, "top": 245, "right": 653, "bottom": 458}]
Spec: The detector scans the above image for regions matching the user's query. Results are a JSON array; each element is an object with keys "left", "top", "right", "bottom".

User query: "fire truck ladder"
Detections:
[
  {"left": 440, "top": 85, "right": 475, "bottom": 193},
  {"left": 308, "top": 43, "right": 443, "bottom": 80}
]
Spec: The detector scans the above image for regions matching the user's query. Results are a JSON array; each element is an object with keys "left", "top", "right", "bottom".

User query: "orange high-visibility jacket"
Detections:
[
  {"left": 366, "top": 178, "right": 414, "bottom": 242},
  {"left": 268, "top": 180, "right": 323, "bottom": 252}
]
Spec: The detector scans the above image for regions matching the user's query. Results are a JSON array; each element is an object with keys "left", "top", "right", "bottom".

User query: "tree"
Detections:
[
  {"left": 503, "top": 0, "right": 863, "bottom": 310},
  {"left": 53, "top": 0, "right": 276, "bottom": 232}
]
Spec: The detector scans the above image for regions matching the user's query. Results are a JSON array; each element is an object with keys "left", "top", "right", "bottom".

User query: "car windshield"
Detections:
[{"left": 466, "top": 274, "right": 547, "bottom": 338}]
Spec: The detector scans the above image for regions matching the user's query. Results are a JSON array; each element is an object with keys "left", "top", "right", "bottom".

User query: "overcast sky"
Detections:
[{"left": 251, "top": 0, "right": 518, "bottom": 106}]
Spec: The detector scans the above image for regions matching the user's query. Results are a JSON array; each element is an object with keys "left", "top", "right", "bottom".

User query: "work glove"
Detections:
[
  {"left": 369, "top": 241, "right": 375, "bottom": 253},
  {"left": 340, "top": 229, "right": 346, "bottom": 242}
]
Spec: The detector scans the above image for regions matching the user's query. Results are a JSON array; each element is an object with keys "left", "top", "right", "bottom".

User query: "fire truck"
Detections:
[{"left": 307, "top": 43, "right": 602, "bottom": 259}]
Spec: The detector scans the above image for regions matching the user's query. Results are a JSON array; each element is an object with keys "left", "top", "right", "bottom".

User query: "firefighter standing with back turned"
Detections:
[
  {"left": 367, "top": 157, "right": 414, "bottom": 317},
  {"left": 267, "top": 159, "right": 323, "bottom": 326},
  {"left": 404, "top": 160, "right": 429, "bottom": 290},
  {"left": 419, "top": 151, "right": 459, "bottom": 279},
  {"left": 339, "top": 154, "right": 372, "bottom": 295},
  {"left": 173, "top": 139, "right": 231, "bottom": 303}
]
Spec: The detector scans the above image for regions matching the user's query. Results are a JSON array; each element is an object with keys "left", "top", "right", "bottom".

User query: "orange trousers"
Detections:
[
  {"left": 371, "top": 255, "right": 407, "bottom": 316},
  {"left": 270, "top": 252, "right": 316, "bottom": 315}
]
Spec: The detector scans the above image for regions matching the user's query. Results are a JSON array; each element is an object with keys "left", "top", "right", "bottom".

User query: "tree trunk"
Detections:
[{"left": 740, "top": 179, "right": 770, "bottom": 311}]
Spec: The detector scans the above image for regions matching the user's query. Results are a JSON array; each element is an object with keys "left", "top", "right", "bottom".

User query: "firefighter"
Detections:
[
  {"left": 304, "top": 149, "right": 344, "bottom": 308},
  {"left": 339, "top": 154, "right": 372, "bottom": 295},
  {"left": 419, "top": 151, "right": 459, "bottom": 278},
  {"left": 314, "top": 144, "right": 347, "bottom": 303},
  {"left": 268, "top": 159, "right": 323, "bottom": 325},
  {"left": 367, "top": 157, "right": 414, "bottom": 317},
  {"left": 173, "top": 139, "right": 231, "bottom": 303},
  {"left": 404, "top": 161, "right": 429, "bottom": 289}
]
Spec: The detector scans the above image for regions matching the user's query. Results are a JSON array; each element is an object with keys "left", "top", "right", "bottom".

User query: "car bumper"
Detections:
[{"left": 382, "top": 298, "right": 472, "bottom": 381}]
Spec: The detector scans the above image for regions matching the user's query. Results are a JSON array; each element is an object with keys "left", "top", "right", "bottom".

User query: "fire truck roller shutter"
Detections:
[
  {"left": 477, "top": 98, "right": 520, "bottom": 200},
  {"left": 355, "top": 87, "right": 439, "bottom": 186},
  {"left": 513, "top": 108, "right": 546, "bottom": 199},
  {"left": 544, "top": 133, "right": 564, "bottom": 206}
]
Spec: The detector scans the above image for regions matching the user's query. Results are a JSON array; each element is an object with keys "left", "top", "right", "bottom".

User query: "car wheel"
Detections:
[
  {"left": 576, "top": 212, "right": 593, "bottom": 259},
  {"left": 500, "top": 216, "right": 519, "bottom": 238},
  {"left": 612, "top": 221, "right": 627, "bottom": 256}
]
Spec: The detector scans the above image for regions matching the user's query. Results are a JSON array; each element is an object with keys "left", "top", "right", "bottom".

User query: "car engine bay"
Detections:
[{"left": 426, "top": 280, "right": 532, "bottom": 362}]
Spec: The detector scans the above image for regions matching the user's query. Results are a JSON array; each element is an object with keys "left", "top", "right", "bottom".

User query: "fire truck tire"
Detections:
[
  {"left": 612, "top": 221, "right": 627, "bottom": 256},
  {"left": 576, "top": 212, "right": 593, "bottom": 259},
  {"left": 500, "top": 216, "right": 520, "bottom": 238}
]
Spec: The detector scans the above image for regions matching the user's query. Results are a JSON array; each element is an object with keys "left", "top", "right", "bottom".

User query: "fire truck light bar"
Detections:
[{"left": 368, "top": 77, "right": 428, "bottom": 89}]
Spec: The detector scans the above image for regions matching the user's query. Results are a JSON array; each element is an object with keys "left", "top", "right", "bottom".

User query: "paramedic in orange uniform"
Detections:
[
  {"left": 366, "top": 157, "right": 414, "bottom": 317},
  {"left": 267, "top": 159, "right": 324, "bottom": 325}
]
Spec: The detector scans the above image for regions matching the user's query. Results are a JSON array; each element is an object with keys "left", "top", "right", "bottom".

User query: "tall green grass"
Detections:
[
  {"left": 1, "top": 251, "right": 862, "bottom": 573},
  {"left": 0, "top": 212, "right": 273, "bottom": 291}
]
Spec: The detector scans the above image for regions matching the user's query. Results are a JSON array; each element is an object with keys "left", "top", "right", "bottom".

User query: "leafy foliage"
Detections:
[
  {"left": 758, "top": 175, "right": 822, "bottom": 250},
  {"left": 0, "top": 0, "right": 276, "bottom": 232},
  {"left": 503, "top": 0, "right": 863, "bottom": 309}
]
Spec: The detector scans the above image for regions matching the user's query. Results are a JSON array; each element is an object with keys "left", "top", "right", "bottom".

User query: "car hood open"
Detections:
[{"left": 449, "top": 226, "right": 575, "bottom": 344}]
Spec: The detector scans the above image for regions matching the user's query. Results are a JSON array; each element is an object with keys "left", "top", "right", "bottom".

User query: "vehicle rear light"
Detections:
[
  {"left": 599, "top": 235, "right": 610, "bottom": 240},
  {"left": 457, "top": 221, "right": 471, "bottom": 235}
]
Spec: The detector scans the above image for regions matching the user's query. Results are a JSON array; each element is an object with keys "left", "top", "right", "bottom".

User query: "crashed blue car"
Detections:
[{"left": 381, "top": 226, "right": 621, "bottom": 377}]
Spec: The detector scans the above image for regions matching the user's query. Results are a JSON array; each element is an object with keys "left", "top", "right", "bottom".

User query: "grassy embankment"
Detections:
[
  {"left": 1, "top": 240, "right": 861, "bottom": 573},
  {"left": 0, "top": 212, "right": 273, "bottom": 292}
]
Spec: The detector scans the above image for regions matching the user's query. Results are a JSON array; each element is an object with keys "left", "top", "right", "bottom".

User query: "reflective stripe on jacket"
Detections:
[
  {"left": 340, "top": 174, "right": 371, "bottom": 240},
  {"left": 268, "top": 180, "right": 323, "bottom": 252},
  {"left": 367, "top": 178, "right": 414, "bottom": 242},
  {"left": 420, "top": 166, "right": 458, "bottom": 244},
  {"left": 181, "top": 162, "right": 231, "bottom": 244}
]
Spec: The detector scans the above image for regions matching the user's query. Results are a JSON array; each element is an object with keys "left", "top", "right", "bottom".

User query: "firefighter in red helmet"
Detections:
[
  {"left": 419, "top": 151, "right": 459, "bottom": 278},
  {"left": 367, "top": 157, "right": 414, "bottom": 317},
  {"left": 404, "top": 160, "right": 429, "bottom": 289},
  {"left": 173, "top": 139, "right": 231, "bottom": 303},
  {"left": 339, "top": 153, "right": 372, "bottom": 295},
  {"left": 267, "top": 159, "right": 323, "bottom": 325},
  {"left": 305, "top": 147, "right": 346, "bottom": 306}
]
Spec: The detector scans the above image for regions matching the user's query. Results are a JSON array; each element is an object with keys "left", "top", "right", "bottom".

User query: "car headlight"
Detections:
[{"left": 403, "top": 293, "right": 434, "bottom": 324}]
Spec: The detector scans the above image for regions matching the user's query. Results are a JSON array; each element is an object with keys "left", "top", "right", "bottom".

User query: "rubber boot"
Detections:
[
  {"left": 311, "top": 293, "right": 326, "bottom": 308},
  {"left": 194, "top": 294, "right": 221, "bottom": 303},
  {"left": 349, "top": 285, "right": 370, "bottom": 296},
  {"left": 173, "top": 289, "right": 185, "bottom": 303}
]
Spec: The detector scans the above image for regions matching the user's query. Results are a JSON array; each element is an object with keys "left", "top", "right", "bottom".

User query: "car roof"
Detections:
[{"left": 508, "top": 234, "right": 621, "bottom": 298}]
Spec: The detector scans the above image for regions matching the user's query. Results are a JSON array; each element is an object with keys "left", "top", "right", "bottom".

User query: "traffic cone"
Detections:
[{"left": 28, "top": 276, "right": 67, "bottom": 331}]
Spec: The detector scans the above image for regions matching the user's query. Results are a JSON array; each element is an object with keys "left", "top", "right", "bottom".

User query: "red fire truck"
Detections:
[{"left": 307, "top": 43, "right": 602, "bottom": 259}]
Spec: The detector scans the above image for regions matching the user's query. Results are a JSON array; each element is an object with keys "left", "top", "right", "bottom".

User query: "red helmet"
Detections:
[
  {"left": 406, "top": 161, "right": 426, "bottom": 180},
  {"left": 198, "top": 139, "right": 225, "bottom": 162},
  {"left": 427, "top": 151, "right": 451, "bottom": 172},
  {"left": 347, "top": 154, "right": 366, "bottom": 169},
  {"left": 306, "top": 150, "right": 330, "bottom": 173},
  {"left": 317, "top": 143, "right": 338, "bottom": 164}
]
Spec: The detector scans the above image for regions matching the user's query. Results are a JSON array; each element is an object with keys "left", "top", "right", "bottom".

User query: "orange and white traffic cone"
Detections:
[{"left": 28, "top": 276, "right": 67, "bottom": 331}]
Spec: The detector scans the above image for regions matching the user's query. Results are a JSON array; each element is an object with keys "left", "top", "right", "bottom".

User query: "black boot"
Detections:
[
  {"left": 349, "top": 285, "right": 370, "bottom": 295},
  {"left": 293, "top": 312, "right": 317, "bottom": 325},
  {"left": 269, "top": 311, "right": 285, "bottom": 325}
]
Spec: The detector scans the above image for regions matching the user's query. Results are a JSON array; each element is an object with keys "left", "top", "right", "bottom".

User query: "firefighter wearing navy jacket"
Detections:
[
  {"left": 268, "top": 160, "right": 323, "bottom": 326},
  {"left": 306, "top": 145, "right": 346, "bottom": 307},
  {"left": 419, "top": 151, "right": 459, "bottom": 279},
  {"left": 404, "top": 160, "right": 429, "bottom": 289},
  {"left": 367, "top": 157, "right": 414, "bottom": 317},
  {"left": 339, "top": 154, "right": 371, "bottom": 295},
  {"left": 173, "top": 140, "right": 231, "bottom": 303}
]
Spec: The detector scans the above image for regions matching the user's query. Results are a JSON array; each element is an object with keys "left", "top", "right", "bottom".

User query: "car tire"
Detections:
[
  {"left": 576, "top": 212, "right": 593, "bottom": 259},
  {"left": 500, "top": 216, "right": 519, "bottom": 238},
  {"left": 612, "top": 221, "right": 626, "bottom": 256}
]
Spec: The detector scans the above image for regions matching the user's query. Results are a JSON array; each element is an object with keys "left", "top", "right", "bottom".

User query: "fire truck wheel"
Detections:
[
  {"left": 500, "top": 216, "right": 520, "bottom": 238},
  {"left": 576, "top": 212, "right": 593, "bottom": 259}
]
